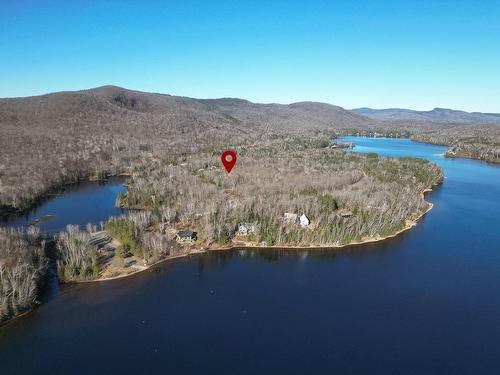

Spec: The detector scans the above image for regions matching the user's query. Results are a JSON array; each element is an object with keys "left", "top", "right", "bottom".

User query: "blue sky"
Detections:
[{"left": 1, "top": 0, "right": 499, "bottom": 112}]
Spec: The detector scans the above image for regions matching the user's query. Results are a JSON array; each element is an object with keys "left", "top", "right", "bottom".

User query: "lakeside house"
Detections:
[
  {"left": 284, "top": 213, "right": 311, "bottom": 228},
  {"left": 339, "top": 211, "right": 354, "bottom": 218},
  {"left": 238, "top": 223, "right": 257, "bottom": 236},
  {"left": 176, "top": 230, "right": 197, "bottom": 244},
  {"left": 123, "top": 257, "right": 136, "bottom": 268},
  {"left": 299, "top": 214, "right": 310, "bottom": 228}
]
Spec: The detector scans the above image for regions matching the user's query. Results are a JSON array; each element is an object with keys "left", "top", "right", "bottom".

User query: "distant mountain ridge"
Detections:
[{"left": 352, "top": 107, "right": 500, "bottom": 124}]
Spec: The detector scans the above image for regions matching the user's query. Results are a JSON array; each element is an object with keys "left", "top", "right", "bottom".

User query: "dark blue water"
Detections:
[
  {"left": 0, "top": 177, "right": 127, "bottom": 233},
  {"left": 1, "top": 138, "right": 500, "bottom": 374}
]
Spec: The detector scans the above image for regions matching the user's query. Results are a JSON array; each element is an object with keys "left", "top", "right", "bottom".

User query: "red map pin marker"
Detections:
[{"left": 221, "top": 150, "right": 237, "bottom": 173}]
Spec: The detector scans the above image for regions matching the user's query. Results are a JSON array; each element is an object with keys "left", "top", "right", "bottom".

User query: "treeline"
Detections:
[
  {"left": 446, "top": 140, "right": 500, "bottom": 163},
  {"left": 0, "top": 228, "right": 48, "bottom": 324}
]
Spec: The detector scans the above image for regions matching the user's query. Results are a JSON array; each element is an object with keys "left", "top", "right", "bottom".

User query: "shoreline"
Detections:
[
  {"left": 444, "top": 151, "right": 500, "bottom": 165},
  {"left": 0, "top": 306, "right": 38, "bottom": 329},
  {"left": 1, "top": 185, "right": 439, "bottom": 328},
  {"left": 75, "top": 185, "right": 438, "bottom": 283},
  {"left": 72, "top": 250, "right": 207, "bottom": 284},
  {"left": 212, "top": 191, "right": 434, "bottom": 252}
]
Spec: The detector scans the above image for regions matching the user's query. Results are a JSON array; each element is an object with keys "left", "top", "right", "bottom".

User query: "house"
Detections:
[
  {"left": 123, "top": 257, "right": 136, "bottom": 268},
  {"left": 284, "top": 213, "right": 311, "bottom": 227},
  {"left": 339, "top": 211, "right": 353, "bottom": 218},
  {"left": 284, "top": 213, "right": 298, "bottom": 224},
  {"left": 238, "top": 223, "right": 257, "bottom": 235},
  {"left": 176, "top": 230, "right": 197, "bottom": 244},
  {"left": 299, "top": 214, "right": 310, "bottom": 228}
]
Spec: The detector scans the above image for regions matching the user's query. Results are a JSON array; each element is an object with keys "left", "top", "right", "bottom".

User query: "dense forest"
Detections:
[{"left": 119, "top": 136, "right": 443, "bottom": 247}]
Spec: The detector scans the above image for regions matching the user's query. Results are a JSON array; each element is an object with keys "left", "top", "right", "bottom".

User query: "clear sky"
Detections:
[{"left": 1, "top": 0, "right": 499, "bottom": 112}]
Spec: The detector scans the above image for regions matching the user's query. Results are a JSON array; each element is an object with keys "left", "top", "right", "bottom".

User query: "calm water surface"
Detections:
[
  {"left": 0, "top": 177, "right": 127, "bottom": 232},
  {"left": 1, "top": 138, "right": 500, "bottom": 374}
]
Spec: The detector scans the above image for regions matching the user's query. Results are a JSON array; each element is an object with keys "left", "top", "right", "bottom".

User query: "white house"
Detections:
[{"left": 299, "top": 214, "right": 310, "bottom": 228}]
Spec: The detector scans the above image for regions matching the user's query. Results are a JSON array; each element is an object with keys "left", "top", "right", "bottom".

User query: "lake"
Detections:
[
  {"left": 0, "top": 177, "right": 127, "bottom": 233},
  {"left": 1, "top": 138, "right": 500, "bottom": 374}
]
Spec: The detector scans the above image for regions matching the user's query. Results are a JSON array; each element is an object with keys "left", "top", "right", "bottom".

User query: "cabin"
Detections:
[
  {"left": 284, "top": 213, "right": 298, "bottom": 224},
  {"left": 339, "top": 211, "right": 353, "bottom": 218},
  {"left": 299, "top": 214, "right": 310, "bottom": 228},
  {"left": 123, "top": 257, "right": 136, "bottom": 268},
  {"left": 176, "top": 230, "right": 197, "bottom": 244},
  {"left": 238, "top": 223, "right": 257, "bottom": 236},
  {"left": 284, "top": 213, "right": 311, "bottom": 227}
]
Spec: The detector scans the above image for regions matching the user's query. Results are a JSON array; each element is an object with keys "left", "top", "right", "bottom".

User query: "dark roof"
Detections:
[{"left": 177, "top": 230, "right": 197, "bottom": 238}]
